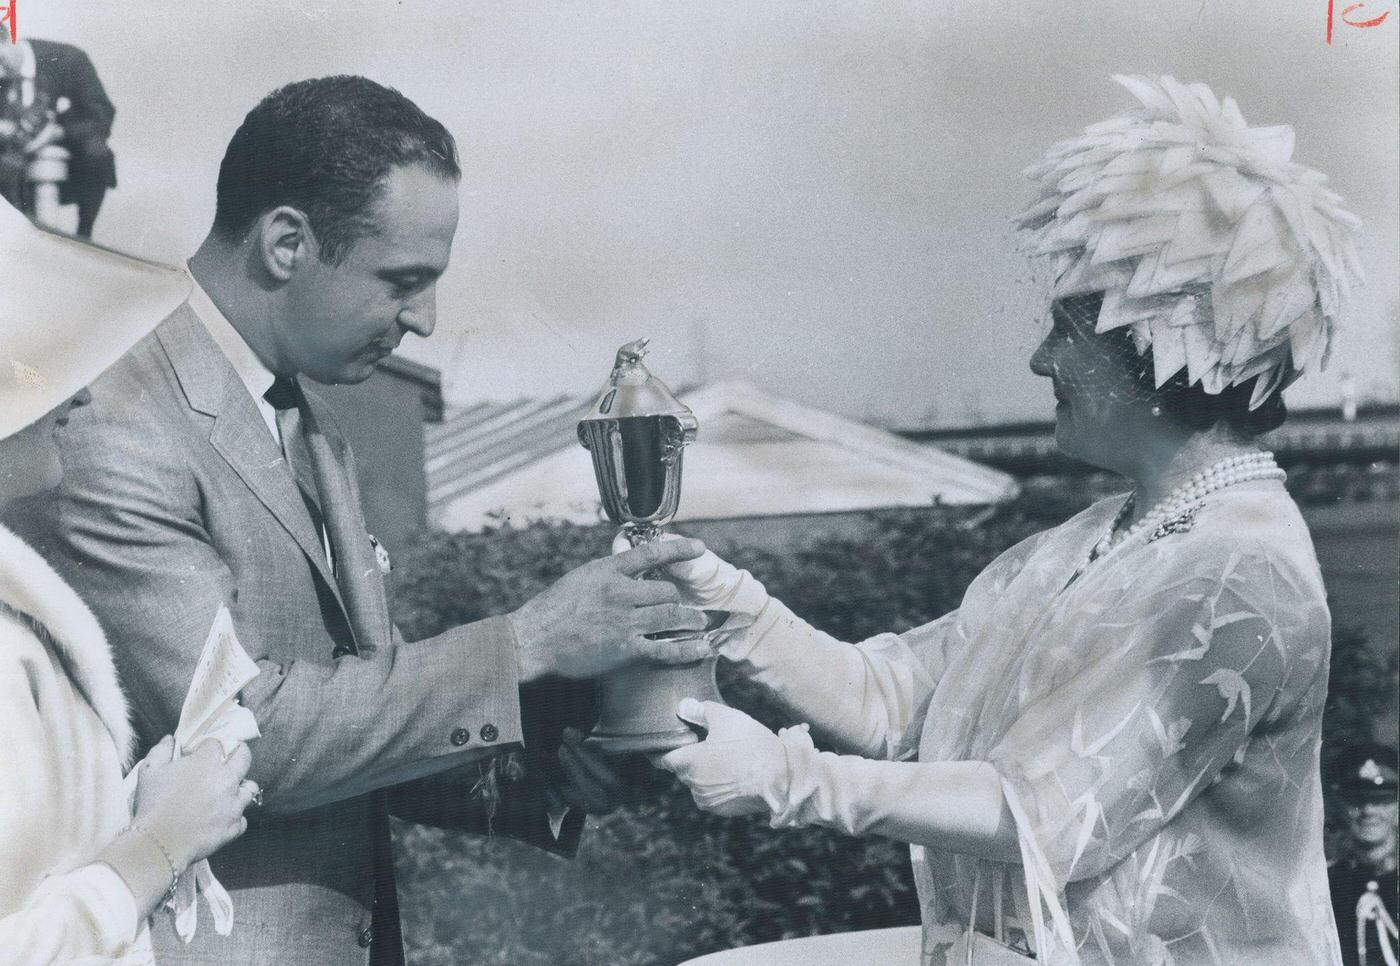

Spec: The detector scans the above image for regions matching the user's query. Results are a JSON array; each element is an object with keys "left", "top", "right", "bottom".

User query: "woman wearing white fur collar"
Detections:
[
  {"left": 0, "top": 203, "right": 257, "bottom": 963},
  {"left": 658, "top": 76, "right": 1359, "bottom": 965}
]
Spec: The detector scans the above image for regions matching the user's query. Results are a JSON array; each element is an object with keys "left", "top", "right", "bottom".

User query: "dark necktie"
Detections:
[{"left": 262, "top": 376, "right": 329, "bottom": 567}]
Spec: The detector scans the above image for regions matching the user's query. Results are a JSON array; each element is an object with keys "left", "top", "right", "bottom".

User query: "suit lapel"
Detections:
[
  {"left": 156, "top": 308, "right": 354, "bottom": 631},
  {"left": 208, "top": 401, "right": 342, "bottom": 596},
  {"left": 300, "top": 395, "right": 392, "bottom": 653}
]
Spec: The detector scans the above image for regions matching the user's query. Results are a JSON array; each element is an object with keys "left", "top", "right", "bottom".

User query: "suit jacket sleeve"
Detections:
[
  {"left": 306, "top": 391, "right": 586, "bottom": 853},
  {"left": 28, "top": 385, "right": 525, "bottom": 817},
  {"left": 386, "top": 674, "right": 598, "bottom": 856}
]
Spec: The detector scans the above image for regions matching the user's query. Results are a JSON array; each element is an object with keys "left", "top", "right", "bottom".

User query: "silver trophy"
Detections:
[{"left": 578, "top": 339, "right": 726, "bottom": 753}]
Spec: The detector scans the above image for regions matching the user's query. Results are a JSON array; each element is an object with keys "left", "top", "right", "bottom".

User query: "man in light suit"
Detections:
[{"left": 12, "top": 75, "right": 709, "bottom": 965}]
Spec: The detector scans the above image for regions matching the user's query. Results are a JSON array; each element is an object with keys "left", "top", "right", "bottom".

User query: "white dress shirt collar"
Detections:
[{"left": 184, "top": 263, "right": 279, "bottom": 438}]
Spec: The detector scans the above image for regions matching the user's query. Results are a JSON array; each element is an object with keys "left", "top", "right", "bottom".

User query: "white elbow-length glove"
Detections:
[
  {"left": 658, "top": 700, "right": 1008, "bottom": 847},
  {"left": 630, "top": 538, "right": 922, "bottom": 761}
]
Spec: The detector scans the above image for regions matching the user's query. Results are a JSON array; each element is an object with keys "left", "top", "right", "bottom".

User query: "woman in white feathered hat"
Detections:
[
  {"left": 656, "top": 76, "right": 1358, "bottom": 965},
  {"left": 0, "top": 202, "right": 258, "bottom": 964}
]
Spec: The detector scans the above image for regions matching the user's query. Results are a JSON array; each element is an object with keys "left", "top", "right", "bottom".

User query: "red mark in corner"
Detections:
[
  {"left": 1328, "top": 0, "right": 1393, "bottom": 43},
  {"left": 0, "top": 2, "right": 15, "bottom": 43}
]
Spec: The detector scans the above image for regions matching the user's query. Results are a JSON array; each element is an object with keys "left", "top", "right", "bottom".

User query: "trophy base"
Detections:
[
  {"left": 583, "top": 726, "right": 701, "bottom": 755},
  {"left": 585, "top": 654, "right": 723, "bottom": 756}
]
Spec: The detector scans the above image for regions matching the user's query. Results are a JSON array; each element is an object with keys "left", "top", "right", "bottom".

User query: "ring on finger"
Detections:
[{"left": 240, "top": 779, "right": 263, "bottom": 807}]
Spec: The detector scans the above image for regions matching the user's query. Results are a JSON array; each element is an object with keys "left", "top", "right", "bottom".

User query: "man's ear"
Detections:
[{"left": 257, "top": 206, "right": 317, "bottom": 282}]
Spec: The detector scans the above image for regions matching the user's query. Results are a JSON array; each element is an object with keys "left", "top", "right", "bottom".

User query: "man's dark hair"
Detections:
[{"left": 213, "top": 75, "right": 459, "bottom": 264}]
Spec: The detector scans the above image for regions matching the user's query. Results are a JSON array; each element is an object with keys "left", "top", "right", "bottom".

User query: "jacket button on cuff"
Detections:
[
  {"left": 357, "top": 925, "right": 374, "bottom": 948},
  {"left": 480, "top": 723, "right": 499, "bottom": 742},
  {"left": 450, "top": 727, "right": 471, "bottom": 746}
]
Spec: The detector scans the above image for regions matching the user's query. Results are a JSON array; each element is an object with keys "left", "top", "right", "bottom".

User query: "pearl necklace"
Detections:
[{"left": 1088, "top": 452, "right": 1285, "bottom": 565}]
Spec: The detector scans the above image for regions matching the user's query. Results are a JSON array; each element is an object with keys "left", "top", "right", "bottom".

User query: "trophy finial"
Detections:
[
  {"left": 578, "top": 338, "right": 698, "bottom": 528},
  {"left": 614, "top": 338, "right": 650, "bottom": 369}
]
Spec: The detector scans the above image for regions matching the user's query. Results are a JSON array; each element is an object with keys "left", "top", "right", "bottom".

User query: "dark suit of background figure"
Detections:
[
  {"left": 1328, "top": 744, "right": 1399, "bottom": 966},
  {"left": 8, "top": 303, "right": 584, "bottom": 966},
  {"left": 28, "top": 39, "right": 116, "bottom": 236},
  {"left": 1331, "top": 861, "right": 1399, "bottom": 966}
]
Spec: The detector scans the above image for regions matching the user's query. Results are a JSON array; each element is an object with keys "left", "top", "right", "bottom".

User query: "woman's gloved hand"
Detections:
[
  {"left": 654, "top": 698, "right": 812, "bottom": 818},
  {"left": 611, "top": 534, "right": 771, "bottom": 646},
  {"left": 657, "top": 699, "right": 1014, "bottom": 851}
]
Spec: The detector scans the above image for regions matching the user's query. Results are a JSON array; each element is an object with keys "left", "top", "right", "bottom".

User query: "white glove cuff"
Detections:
[
  {"left": 664, "top": 542, "right": 772, "bottom": 614},
  {"left": 766, "top": 724, "right": 820, "bottom": 828},
  {"left": 712, "top": 593, "right": 790, "bottom": 663},
  {"left": 725, "top": 568, "right": 771, "bottom": 617}
]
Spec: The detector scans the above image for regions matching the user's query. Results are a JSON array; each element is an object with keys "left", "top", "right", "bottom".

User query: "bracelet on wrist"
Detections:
[{"left": 132, "top": 826, "right": 181, "bottom": 906}]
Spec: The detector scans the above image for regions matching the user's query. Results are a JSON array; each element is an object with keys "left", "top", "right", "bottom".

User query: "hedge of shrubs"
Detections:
[{"left": 388, "top": 473, "right": 1392, "bottom": 965}]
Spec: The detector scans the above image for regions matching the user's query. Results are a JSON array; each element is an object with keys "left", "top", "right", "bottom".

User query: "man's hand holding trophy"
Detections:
[{"left": 508, "top": 538, "right": 713, "bottom": 681}]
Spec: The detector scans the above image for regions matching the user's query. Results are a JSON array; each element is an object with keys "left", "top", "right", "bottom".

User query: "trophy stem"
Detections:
[{"left": 622, "top": 522, "right": 662, "bottom": 548}]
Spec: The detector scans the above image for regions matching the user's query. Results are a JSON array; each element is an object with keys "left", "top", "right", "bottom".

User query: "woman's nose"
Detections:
[{"left": 1029, "top": 338, "right": 1055, "bottom": 377}]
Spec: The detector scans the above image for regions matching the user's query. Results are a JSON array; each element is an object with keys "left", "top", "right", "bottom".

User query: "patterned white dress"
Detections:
[{"left": 732, "top": 479, "right": 1340, "bottom": 965}]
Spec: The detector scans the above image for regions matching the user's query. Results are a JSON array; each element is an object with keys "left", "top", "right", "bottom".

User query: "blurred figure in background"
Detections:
[
  {"left": 0, "top": 23, "right": 116, "bottom": 236},
  {"left": 1329, "top": 744, "right": 1399, "bottom": 966}
]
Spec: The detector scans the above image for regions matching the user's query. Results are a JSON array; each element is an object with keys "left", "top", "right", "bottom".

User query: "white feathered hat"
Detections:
[
  {"left": 1017, "top": 75, "right": 1364, "bottom": 409},
  {"left": 0, "top": 201, "right": 190, "bottom": 438}
]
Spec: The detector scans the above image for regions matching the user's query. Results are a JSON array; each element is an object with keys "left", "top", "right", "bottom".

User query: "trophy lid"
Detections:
[{"left": 579, "top": 338, "right": 697, "bottom": 427}]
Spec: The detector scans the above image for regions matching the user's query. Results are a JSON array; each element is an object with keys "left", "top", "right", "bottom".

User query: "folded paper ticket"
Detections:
[{"left": 176, "top": 604, "right": 261, "bottom": 754}]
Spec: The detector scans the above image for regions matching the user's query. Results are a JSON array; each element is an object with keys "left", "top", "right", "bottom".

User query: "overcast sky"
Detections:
[{"left": 28, "top": 0, "right": 1399, "bottom": 426}]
